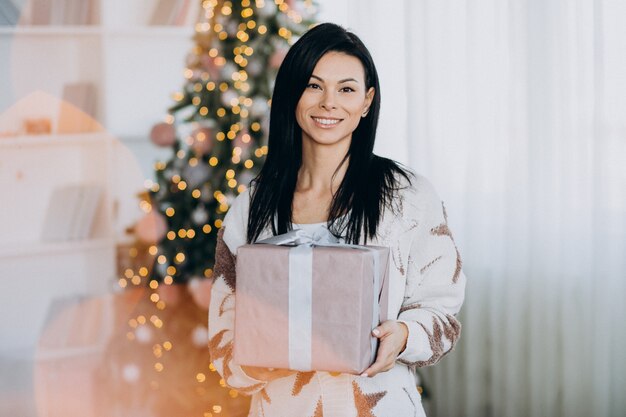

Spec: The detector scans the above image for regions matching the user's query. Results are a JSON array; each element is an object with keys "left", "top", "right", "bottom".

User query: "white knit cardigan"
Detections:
[{"left": 208, "top": 172, "right": 466, "bottom": 417}]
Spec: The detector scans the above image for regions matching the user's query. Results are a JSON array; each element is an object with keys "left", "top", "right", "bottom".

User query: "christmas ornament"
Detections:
[
  {"left": 155, "top": 261, "right": 169, "bottom": 277},
  {"left": 191, "top": 206, "right": 209, "bottom": 225},
  {"left": 246, "top": 59, "right": 263, "bottom": 76},
  {"left": 250, "top": 96, "right": 269, "bottom": 118},
  {"left": 188, "top": 276, "right": 213, "bottom": 310},
  {"left": 237, "top": 171, "right": 256, "bottom": 188},
  {"left": 256, "top": 1, "right": 277, "bottom": 17},
  {"left": 220, "top": 89, "right": 239, "bottom": 107},
  {"left": 200, "top": 183, "right": 213, "bottom": 202},
  {"left": 269, "top": 48, "right": 288, "bottom": 69},
  {"left": 135, "top": 210, "right": 168, "bottom": 244},
  {"left": 189, "top": 127, "right": 213, "bottom": 155},
  {"left": 200, "top": 55, "right": 221, "bottom": 79},
  {"left": 191, "top": 325, "right": 209, "bottom": 348},
  {"left": 121, "top": 363, "right": 141, "bottom": 383},
  {"left": 183, "top": 163, "right": 210, "bottom": 190},
  {"left": 225, "top": 20, "right": 238, "bottom": 36},
  {"left": 135, "top": 324, "right": 153, "bottom": 344},
  {"left": 149, "top": 122, "right": 176, "bottom": 147},
  {"left": 222, "top": 62, "right": 237, "bottom": 78},
  {"left": 233, "top": 128, "right": 251, "bottom": 146}
]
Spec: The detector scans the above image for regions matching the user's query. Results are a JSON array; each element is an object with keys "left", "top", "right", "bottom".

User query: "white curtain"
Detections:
[{"left": 319, "top": 1, "right": 626, "bottom": 416}]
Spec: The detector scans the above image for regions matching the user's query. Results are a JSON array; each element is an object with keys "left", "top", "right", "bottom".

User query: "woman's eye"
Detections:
[
  {"left": 306, "top": 83, "right": 321, "bottom": 89},
  {"left": 340, "top": 87, "right": 355, "bottom": 93}
]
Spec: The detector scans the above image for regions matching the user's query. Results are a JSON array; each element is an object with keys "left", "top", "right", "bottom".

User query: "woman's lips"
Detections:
[{"left": 311, "top": 116, "right": 342, "bottom": 128}]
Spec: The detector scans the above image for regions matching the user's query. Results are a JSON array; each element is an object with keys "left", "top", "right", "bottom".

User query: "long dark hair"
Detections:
[{"left": 247, "top": 23, "right": 412, "bottom": 244}]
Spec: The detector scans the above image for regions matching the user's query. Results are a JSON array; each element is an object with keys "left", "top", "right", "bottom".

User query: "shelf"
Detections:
[
  {"left": 0, "top": 25, "right": 194, "bottom": 38},
  {"left": 0, "top": 132, "right": 112, "bottom": 148},
  {"left": 0, "top": 0, "right": 185, "bottom": 354},
  {"left": 103, "top": 26, "right": 195, "bottom": 37},
  {"left": 0, "top": 25, "right": 101, "bottom": 36},
  {"left": 0, "top": 238, "right": 116, "bottom": 259}
]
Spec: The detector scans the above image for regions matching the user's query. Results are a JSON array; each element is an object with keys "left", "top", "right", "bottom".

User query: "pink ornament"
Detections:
[
  {"left": 233, "top": 129, "right": 252, "bottom": 154},
  {"left": 188, "top": 277, "right": 213, "bottom": 311},
  {"left": 135, "top": 324, "right": 153, "bottom": 344},
  {"left": 269, "top": 48, "right": 288, "bottom": 69},
  {"left": 121, "top": 364, "right": 141, "bottom": 383},
  {"left": 200, "top": 55, "right": 221, "bottom": 79},
  {"left": 150, "top": 122, "right": 177, "bottom": 147},
  {"left": 134, "top": 210, "right": 168, "bottom": 244},
  {"left": 191, "top": 325, "right": 209, "bottom": 347},
  {"left": 190, "top": 127, "right": 213, "bottom": 155}
]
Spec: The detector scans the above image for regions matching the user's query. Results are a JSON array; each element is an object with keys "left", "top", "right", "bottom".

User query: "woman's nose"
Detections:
[{"left": 319, "top": 91, "right": 337, "bottom": 110}]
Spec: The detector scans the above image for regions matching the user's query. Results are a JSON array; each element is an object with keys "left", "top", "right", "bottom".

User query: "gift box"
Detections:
[{"left": 233, "top": 229, "right": 389, "bottom": 374}]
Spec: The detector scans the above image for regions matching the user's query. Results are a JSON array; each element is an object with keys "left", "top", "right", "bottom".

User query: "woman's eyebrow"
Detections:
[{"left": 310, "top": 74, "right": 359, "bottom": 83}]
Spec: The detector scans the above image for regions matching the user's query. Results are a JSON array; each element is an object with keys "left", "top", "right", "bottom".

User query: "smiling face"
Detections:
[{"left": 295, "top": 51, "right": 375, "bottom": 149}]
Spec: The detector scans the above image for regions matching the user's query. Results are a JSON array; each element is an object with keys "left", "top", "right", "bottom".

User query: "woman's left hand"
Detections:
[{"left": 360, "top": 320, "right": 408, "bottom": 378}]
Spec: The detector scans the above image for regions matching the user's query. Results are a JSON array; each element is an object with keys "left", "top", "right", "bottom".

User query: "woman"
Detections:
[{"left": 209, "top": 23, "right": 466, "bottom": 417}]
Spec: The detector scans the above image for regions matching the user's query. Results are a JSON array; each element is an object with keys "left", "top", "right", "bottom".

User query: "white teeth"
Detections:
[{"left": 313, "top": 117, "right": 340, "bottom": 125}]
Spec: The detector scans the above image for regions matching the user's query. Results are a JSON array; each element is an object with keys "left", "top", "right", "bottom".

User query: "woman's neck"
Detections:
[{"left": 297, "top": 139, "right": 350, "bottom": 195}]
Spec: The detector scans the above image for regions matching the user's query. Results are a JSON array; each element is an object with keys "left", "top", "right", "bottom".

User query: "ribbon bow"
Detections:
[{"left": 257, "top": 227, "right": 341, "bottom": 246}]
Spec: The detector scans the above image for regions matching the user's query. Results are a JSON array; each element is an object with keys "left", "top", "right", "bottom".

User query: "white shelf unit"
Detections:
[
  {"left": 0, "top": 132, "right": 117, "bottom": 352},
  {"left": 0, "top": 0, "right": 199, "bottom": 352},
  {"left": 1, "top": 0, "right": 199, "bottom": 139}
]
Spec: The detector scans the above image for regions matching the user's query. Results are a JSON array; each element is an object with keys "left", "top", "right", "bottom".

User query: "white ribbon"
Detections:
[{"left": 257, "top": 228, "right": 383, "bottom": 371}]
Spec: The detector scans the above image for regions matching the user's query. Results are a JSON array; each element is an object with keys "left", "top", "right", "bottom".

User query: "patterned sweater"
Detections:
[{"left": 208, "top": 172, "right": 466, "bottom": 417}]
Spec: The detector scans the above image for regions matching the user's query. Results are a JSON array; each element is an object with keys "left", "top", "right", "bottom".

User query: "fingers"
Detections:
[
  {"left": 361, "top": 346, "right": 394, "bottom": 377},
  {"left": 362, "top": 321, "right": 406, "bottom": 378},
  {"left": 361, "top": 333, "right": 395, "bottom": 377},
  {"left": 371, "top": 320, "right": 395, "bottom": 338}
]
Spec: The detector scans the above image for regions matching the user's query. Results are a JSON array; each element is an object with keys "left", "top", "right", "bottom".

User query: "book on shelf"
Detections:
[
  {"left": 30, "top": 0, "right": 52, "bottom": 25},
  {"left": 38, "top": 294, "right": 110, "bottom": 357},
  {"left": 150, "top": 0, "right": 198, "bottom": 26},
  {"left": 0, "top": 0, "right": 20, "bottom": 26},
  {"left": 70, "top": 185, "right": 103, "bottom": 240},
  {"left": 57, "top": 82, "right": 99, "bottom": 133},
  {"left": 149, "top": 0, "right": 178, "bottom": 26},
  {"left": 171, "top": 0, "right": 190, "bottom": 25},
  {"left": 27, "top": 0, "right": 97, "bottom": 25},
  {"left": 176, "top": 0, "right": 199, "bottom": 26},
  {"left": 49, "top": 0, "right": 64, "bottom": 26},
  {"left": 41, "top": 183, "right": 103, "bottom": 242},
  {"left": 62, "top": 0, "right": 91, "bottom": 25}
]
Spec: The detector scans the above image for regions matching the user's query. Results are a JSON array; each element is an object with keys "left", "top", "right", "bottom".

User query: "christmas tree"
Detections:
[
  {"left": 109, "top": 4, "right": 319, "bottom": 415},
  {"left": 145, "top": 0, "right": 318, "bottom": 285}
]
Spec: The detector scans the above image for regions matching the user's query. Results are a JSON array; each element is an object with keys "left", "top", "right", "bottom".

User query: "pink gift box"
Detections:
[{"left": 233, "top": 242, "right": 390, "bottom": 374}]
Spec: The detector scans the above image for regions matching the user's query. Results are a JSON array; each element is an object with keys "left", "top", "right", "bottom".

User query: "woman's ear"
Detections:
[{"left": 362, "top": 87, "right": 375, "bottom": 117}]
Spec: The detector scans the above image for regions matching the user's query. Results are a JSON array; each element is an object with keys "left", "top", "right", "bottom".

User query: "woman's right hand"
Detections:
[{"left": 241, "top": 365, "right": 296, "bottom": 382}]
